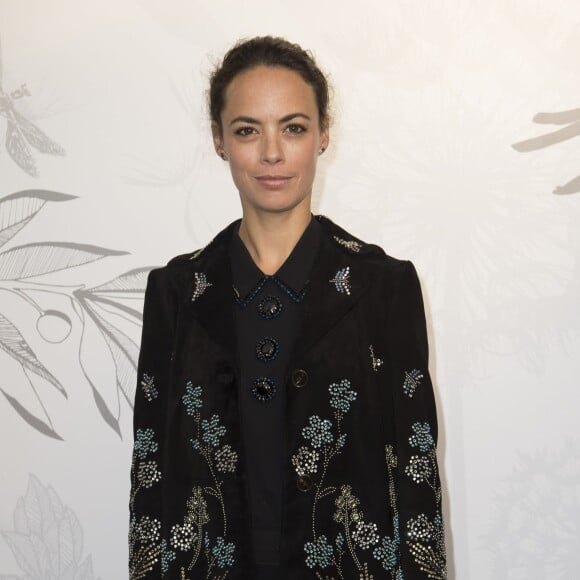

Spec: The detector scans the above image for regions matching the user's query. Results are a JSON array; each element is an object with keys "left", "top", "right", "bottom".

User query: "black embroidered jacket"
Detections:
[{"left": 128, "top": 214, "right": 447, "bottom": 579}]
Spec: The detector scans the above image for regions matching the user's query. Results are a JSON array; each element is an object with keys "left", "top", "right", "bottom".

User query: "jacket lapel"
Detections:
[{"left": 172, "top": 215, "right": 378, "bottom": 367}]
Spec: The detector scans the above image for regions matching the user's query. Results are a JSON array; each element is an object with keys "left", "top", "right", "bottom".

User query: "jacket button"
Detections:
[
  {"left": 296, "top": 474, "right": 313, "bottom": 492},
  {"left": 291, "top": 369, "right": 308, "bottom": 388}
]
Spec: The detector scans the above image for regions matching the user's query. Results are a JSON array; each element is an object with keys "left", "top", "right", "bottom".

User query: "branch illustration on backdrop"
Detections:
[
  {"left": 0, "top": 190, "right": 154, "bottom": 440},
  {"left": 512, "top": 106, "right": 580, "bottom": 195},
  {"left": 0, "top": 32, "right": 65, "bottom": 177}
]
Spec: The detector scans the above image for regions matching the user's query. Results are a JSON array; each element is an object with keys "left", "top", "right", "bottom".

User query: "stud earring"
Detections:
[
  {"left": 219, "top": 151, "right": 227, "bottom": 160},
  {"left": 318, "top": 147, "right": 326, "bottom": 155}
]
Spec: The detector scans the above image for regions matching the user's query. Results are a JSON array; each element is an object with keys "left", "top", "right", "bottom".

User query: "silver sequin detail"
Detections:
[
  {"left": 140, "top": 372, "right": 158, "bottom": 402},
  {"left": 329, "top": 266, "right": 351, "bottom": 295},
  {"left": 170, "top": 522, "right": 195, "bottom": 551},
  {"left": 215, "top": 444, "right": 238, "bottom": 473},
  {"left": 333, "top": 235, "right": 362, "bottom": 253},
  {"left": 291, "top": 445, "right": 320, "bottom": 477},
  {"left": 369, "top": 344, "right": 383, "bottom": 371},
  {"left": 191, "top": 272, "right": 212, "bottom": 302},
  {"left": 403, "top": 369, "right": 424, "bottom": 398}
]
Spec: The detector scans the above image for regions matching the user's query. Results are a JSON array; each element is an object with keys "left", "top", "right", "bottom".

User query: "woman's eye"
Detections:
[
  {"left": 285, "top": 124, "right": 306, "bottom": 134},
  {"left": 234, "top": 126, "right": 256, "bottom": 136}
]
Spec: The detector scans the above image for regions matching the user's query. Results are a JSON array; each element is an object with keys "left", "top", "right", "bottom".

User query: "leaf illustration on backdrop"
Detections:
[
  {"left": 0, "top": 311, "right": 65, "bottom": 395},
  {"left": 89, "top": 266, "right": 151, "bottom": 295},
  {"left": 0, "top": 188, "right": 143, "bottom": 440},
  {"left": 87, "top": 301, "right": 140, "bottom": 405},
  {"left": 512, "top": 106, "right": 580, "bottom": 195},
  {"left": 71, "top": 298, "right": 121, "bottom": 438},
  {"left": 0, "top": 474, "right": 98, "bottom": 579},
  {"left": 0, "top": 242, "right": 128, "bottom": 280},
  {"left": 0, "top": 389, "right": 62, "bottom": 440},
  {"left": 0, "top": 190, "right": 77, "bottom": 249},
  {"left": 73, "top": 281, "right": 148, "bottom": 437}
]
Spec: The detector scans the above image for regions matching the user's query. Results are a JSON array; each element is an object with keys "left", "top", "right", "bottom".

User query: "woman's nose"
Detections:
[{"left": 261, "top": 134, "right": 283, "bottom": 164}]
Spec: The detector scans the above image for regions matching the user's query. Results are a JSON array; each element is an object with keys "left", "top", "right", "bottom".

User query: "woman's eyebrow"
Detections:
[{"left": 229, "top": 113, "right": 311, "bottom": 126}]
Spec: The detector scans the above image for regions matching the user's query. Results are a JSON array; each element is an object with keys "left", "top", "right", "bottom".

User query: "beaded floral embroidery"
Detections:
[
  {"left": 404, "top": 422, "right": 446, "bottom": 579},
  {"left": 291, "top": 379, "right": 405, "bottom": 578},
  {"left": 191, "top": 272, "right": 212, "bottom": 302},
  {"left": 166, "top": 380, "right": 238, "bottom": 577},
  {"left": 329, "top": 266, "right": 351, "bottom": 295},
  {"left": 291, "top": 381, "right": 446, "bottom": 578},
  {"left": 129, "top": 427, "right": 163, "bottom": 579}
]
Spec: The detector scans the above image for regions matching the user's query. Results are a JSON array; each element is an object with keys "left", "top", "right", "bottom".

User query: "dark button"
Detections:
[
  {"left": 251, "top": 376, "right": 276, "bottom": 401},
  {"left": 255, "top": 337, "right": 279, "bottom": 362},
  {"left": 296, "top": 474, "right": 313, "bottom": 492},
  {"left": 291, "top": 369, "right": 308, "bottom": 388},
  {"left": 257, "top": 295, "right": 283, "bottom": 319}
]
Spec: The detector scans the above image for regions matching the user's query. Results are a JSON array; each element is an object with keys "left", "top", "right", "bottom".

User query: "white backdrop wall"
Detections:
[{"left": 1, "top": 1, "right": 579, "bottom": 578}]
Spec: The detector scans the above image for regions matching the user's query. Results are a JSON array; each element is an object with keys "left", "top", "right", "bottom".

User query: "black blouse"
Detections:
[{"left": 229, "top": 213, "right": 321, "bottom": 567}]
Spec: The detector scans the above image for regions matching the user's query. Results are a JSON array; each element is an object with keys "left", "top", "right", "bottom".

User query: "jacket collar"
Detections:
[
  {"left": 229, "top": 212, "right": 321, "bottom": 303},
  {"left": 167, "top": 214, "right": 382, "bottom": 366}
]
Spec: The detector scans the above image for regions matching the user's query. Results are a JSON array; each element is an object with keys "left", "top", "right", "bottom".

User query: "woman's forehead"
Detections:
[{"left": 222, "top": 66, "right": 318, "bottom": 118}]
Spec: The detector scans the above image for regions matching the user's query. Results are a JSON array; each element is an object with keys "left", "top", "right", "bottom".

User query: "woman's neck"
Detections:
[{"left": 237, "top": 207, "right": 313, "bottom": 276}]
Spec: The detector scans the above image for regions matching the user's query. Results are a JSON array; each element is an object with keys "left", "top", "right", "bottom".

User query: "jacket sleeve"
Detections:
[
  {"left": 387, "top": 260, "right": 447, "bottom": 579},
  {"left": 128, "top": 267, "right": 175, "bottom": 579}
]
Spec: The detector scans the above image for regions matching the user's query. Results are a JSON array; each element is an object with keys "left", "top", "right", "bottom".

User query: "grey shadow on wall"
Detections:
[
  {"left": 0, "top": 473, "right": 100, "bottom": 579},
  {"left": 512, "top": 107, "right": 580, "bottom": 195},
  {"left": 0, "top": 34, "right": 65, "bottom": 177},
  {"left": 0, "top": 190, "right": 155, "bottom": 441}
]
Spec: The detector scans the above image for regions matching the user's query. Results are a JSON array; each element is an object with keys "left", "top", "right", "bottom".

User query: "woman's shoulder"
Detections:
[{"left": 316, "top": 214, "right": 413, "bottom": 275}]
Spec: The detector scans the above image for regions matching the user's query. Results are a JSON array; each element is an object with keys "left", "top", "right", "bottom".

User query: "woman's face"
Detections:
[{"left": 213, "top": 65, "right": 329, "bottom": 215}]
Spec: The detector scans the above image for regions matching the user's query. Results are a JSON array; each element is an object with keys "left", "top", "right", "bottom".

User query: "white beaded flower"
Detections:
[{"left": 291, "top": 446, "right": 320, "bottom": 477}]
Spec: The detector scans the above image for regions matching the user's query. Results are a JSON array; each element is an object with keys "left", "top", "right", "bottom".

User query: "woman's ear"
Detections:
[
  {"left": 211, "top": 121, "right": 224, "bottom": 156},
  {"left": 320, "top": 116, "right": 330, "bottom": 152}
]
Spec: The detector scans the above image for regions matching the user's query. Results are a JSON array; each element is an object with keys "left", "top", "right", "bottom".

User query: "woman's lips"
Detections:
[{"left": 255, "top": 176, "right": 292, "bottom": 189}]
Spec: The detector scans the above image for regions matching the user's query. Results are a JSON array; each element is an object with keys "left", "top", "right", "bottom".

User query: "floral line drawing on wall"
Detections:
[
  {"left": 512, "top": 106, "right": 580, "bottom": 195},
  {"left": 0, "top": 189, "right": 153, "bottom": 440},
  {"left": 0, "top": 33, "right": 65, "bottom": 177},
  {"left": 0, "top": 473, "right": 100, "bottom": 580}
]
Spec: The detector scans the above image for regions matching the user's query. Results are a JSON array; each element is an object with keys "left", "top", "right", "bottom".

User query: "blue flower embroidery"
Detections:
[
  {"left": 302, "top": 415, "right": 334, "bottom": 448},
  {"left": 409, "top": 421, "right": 434, "bottom": 452},
  {"left": 329, "top": 378, "right": 357, "bottom": 413},
  {"left": 373, "top": 536, "right": 398, "bottom": 571},
  {"left": 134, "top": 428, "right": 158, "bottom": 459},
  {"left": 211, "top": 536, "right": 235, "bottom": 568},
  {"left": 304, "top": 534, "right": 334, "bottom": 569},
  {"left": 201, "top": 414, "right": 226, "bottom": 447},
  {"left": 182, "top": 381, "right": 202, "bottom": 415},
  {"left": 160, "top": 538, "right": 176, "bottom": 573}
]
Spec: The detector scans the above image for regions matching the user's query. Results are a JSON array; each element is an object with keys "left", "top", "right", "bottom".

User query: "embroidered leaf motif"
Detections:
[
  {"left": 333, "top": 235, "right": 362, "bottom": 253},
  {"left": 191, "top": 272, "right": 212, "bottom": 302},
  {"left": 140, "top": 373, "right": 158, "bottom": 402},
  {"left": 329, "top": 266, "right": 351, "bottom": 295},
  {"left": 369, "top": 345, "right": 383, "bottom": 372},
  {"left": 403, "top": 369, "right": 424, "bottom": 398}
]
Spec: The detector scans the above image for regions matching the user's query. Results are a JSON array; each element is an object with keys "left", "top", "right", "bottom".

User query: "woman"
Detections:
[{"left": 129, "top": 36, "right": 447, "bottom": 580}]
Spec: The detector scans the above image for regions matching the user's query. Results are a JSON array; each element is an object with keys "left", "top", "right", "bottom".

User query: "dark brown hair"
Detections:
[{"left": 209, "top": 36, "right": 331, "bottom": 133}]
